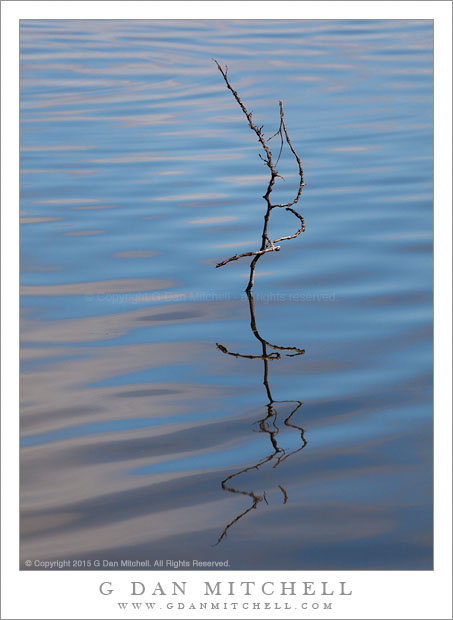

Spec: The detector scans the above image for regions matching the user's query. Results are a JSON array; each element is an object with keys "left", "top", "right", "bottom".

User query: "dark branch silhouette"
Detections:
[
  {"left": 214, "top": 291, "right": 307, "bottom": 545},
  {"left": 213, "top": 60, "right": 305, "bottom": 291}
]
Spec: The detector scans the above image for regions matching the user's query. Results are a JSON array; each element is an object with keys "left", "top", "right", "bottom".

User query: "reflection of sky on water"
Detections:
[{"left": 20, "top": 19, "right": 432, "bottom": 569}]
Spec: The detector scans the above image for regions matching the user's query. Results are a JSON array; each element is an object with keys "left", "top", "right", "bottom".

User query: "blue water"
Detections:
[{"left": 20, "top": 19, "right": 432, "bottom": 570}]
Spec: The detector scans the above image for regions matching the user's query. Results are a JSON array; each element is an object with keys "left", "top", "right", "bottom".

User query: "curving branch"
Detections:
[{"left": 213, "top": 60, "right": 305, "bottom": 291}]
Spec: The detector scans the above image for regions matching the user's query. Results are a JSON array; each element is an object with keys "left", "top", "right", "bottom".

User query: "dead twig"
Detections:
[
  {"left": 215, "top": 245, "right": 280, "bottom": 269},
  {"left": 213, "top": 60, "right": 305, "bottom": 291}
]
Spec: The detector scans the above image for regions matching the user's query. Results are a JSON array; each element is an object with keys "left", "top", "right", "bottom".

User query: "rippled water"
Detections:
[{"left": 20, "top": 19, "right": 433, "bottom": 570}]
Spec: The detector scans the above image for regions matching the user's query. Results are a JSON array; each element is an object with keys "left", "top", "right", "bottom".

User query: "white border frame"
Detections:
[{"left": 2, "top": 3, "right": 451, "bottom": 619}]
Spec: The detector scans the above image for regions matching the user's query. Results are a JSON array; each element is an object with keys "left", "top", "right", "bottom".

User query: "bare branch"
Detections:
[
  {"left": 215, "top": 245, "right": 280, "bottom": 269},
  {"left": 212, "top": 60, "right": 305, "bottom": 291},
  {"left": 270, "top": 207, "right": 305, "bottom": 245},
  {"left": 274, "top": 101, "right": 305, "bottom": 209},
  {"left": 212, "top": 59, "right": 274, "bottom": 172},
  {"left": 216, "top": 207, "right": 304, "bottom": 269}
]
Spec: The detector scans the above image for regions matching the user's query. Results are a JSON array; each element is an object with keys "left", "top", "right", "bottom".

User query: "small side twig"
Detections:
[
  {"left": 271, "top": 207, "right": 305, "bottom": 244},
  {"left": 216, "top": 245, "right": 280, "bottom": 269}
]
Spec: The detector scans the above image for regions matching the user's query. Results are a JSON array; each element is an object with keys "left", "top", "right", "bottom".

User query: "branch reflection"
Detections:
[{"left": 214, "top": 291, "right": 307, "bottom": 545}]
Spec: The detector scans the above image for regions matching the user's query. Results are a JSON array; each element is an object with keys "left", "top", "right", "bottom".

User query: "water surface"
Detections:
[{"left": 20, "top": 19, "right": 433, "bottom": 570}]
